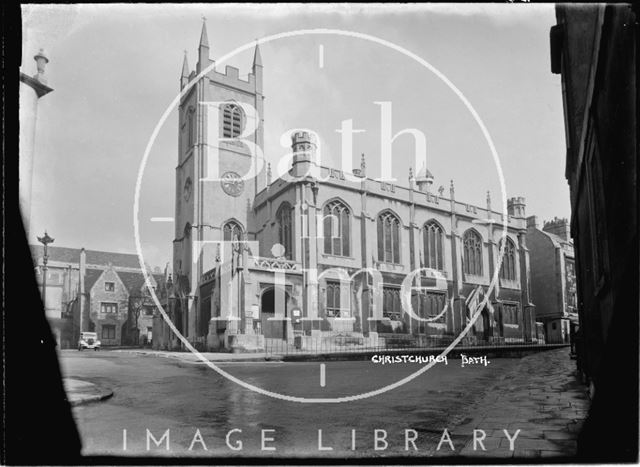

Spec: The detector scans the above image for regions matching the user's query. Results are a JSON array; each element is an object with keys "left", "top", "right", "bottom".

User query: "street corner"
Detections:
[{"left": 64, "top": 378, "right": 114, "bottom": 406}]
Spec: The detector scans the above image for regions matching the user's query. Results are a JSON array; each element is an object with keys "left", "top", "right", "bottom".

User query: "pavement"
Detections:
[
  {"left": 62, "top": 347, "right": 590, "bottom": 459},
  {"left": 449, "top": 347, "right": 590, "bottom": 459},
  {"left": 63, "top": 378, "right": 113, "bottom": 406}
]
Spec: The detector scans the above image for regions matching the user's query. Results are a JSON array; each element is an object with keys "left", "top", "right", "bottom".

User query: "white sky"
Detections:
[{"left": 22, "top": 4, "right": 569, "bottom": 270}]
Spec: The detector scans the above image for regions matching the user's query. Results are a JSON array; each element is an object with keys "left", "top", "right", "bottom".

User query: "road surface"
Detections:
[{"left": 59, "top": 350, "right": 520, "bottom": 458}]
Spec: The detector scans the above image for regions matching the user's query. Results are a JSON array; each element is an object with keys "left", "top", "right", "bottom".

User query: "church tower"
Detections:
[{"left": 173, "top": 19, "right": 265, "bottom": 341}]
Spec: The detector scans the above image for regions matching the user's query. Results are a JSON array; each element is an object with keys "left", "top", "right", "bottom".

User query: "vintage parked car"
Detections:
[{"left": 78, "top": 332, "right": 101, "bottom": 351}]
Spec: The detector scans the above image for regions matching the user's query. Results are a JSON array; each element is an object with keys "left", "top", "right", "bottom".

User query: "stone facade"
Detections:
[
  {"left": 157, "top": 22, "right": 538, "bottom": 353},
  {"left": 526, "top": 216, "right": 577, "bottom": 344},
  {"left": 550, "top": 4, "right": 638, "bottom": 458},
  {"left": 89, "top": 266, "right": 130, "bottom": 346}
]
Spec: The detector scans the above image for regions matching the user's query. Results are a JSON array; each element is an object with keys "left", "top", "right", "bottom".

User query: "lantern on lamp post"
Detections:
[{"left": 37, "top": 231, "right": 54, "bottom": 312}]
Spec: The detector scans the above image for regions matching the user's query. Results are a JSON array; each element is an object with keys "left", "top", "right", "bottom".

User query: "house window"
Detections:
[
  {"left": 105, "top": 282, "right": 115, "bottom": 292},
  {"left": 463, "top": 230, "right": 484, "bottom": 276},
  {"left": 276, "top": 202, "right": 293, "bottom": 260},
  {"left": 323, "top": 200, "right": 350, "bottom": 257},
  {"left": 101, "top": 325, "right": 116, "bottom": 340},
  {"left": 565, "top": 259, "right": 577, "bottom": 310},
  {"left": 499, "top": 238, "right": 517, "bottom": 281},
  {"left": 377, "top": 211, "right": 401, "bottom": 264},
  {"left": 503, "top": 303, "right": 519, "bottom": 325},
  {"left": 100, "top": 302, "right": 118, "bottom": 314},
  {"left": 423, "top": 221, "right": 444, "bottom": 270},
  {"left": 383, "top": 286, "right": 402, "bottom": 320},
  {"left": 144, "top": 306, "right": 154, "bottom": 316},
  {"left": 223, "top": 220, "right": 243, "bottom": 242},
  {"left": 325, "top": 281, "right": 341, "bottom": 317},
  {"left": 222, "top": 103, "right": 243, "bottom": 138}
]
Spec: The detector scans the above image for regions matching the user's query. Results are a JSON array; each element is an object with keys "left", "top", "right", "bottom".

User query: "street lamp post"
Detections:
[{"left": 37, "top": 231, "right": 54, "bottom": 312}]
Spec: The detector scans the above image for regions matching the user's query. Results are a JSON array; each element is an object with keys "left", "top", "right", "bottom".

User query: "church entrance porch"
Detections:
[{"left": 260, "top": 287, "right": 290, "bottom": 340}]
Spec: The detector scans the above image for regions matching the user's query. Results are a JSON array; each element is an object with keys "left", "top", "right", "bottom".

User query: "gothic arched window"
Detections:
[
  {"left": 377, "top": 211, "right": 401, "bottom": 264},
  {"left": 223, "top": 103, "right": 243, "bottom": 138},
  {"left": 323, "top": 200, "right": 350, "bottom": 257},
  {"left": 276, "top": 202, "right": 293, "bottom": 260},
  {"left": 223, "top": 220, "right": 243, "bottom": 242},
  {"left": 499, "top": 237, "right": 517, "bottom": 281},
  {"left": 423, "top": 220, "right": 444, "bottom": 270},
  {"left": 463, "top": 229, "right": 484, "bottom": 276}
]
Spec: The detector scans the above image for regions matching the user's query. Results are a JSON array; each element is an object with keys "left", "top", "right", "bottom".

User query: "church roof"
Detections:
[
  {"left": 116, "top": 271, "right": 164, "bottom": 295},
  {"left": 30, "top": 245, "right": 143, "bottom": 269},
  {"left": 534, "top": 228, "right": 575, "bottom": 254},
  {"left": 84, "top": 268, "right": 105, "bottom": 291}
]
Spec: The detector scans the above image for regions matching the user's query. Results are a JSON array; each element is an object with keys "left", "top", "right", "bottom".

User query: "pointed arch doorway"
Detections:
[{"left": 260, "top": 287, "right": 290, "bottom": 340}]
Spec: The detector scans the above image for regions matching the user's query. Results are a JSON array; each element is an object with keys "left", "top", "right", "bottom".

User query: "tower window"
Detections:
[
  {"left": 223, "top": 104, "right": 243, "bottom": 138},
  {"left": 223, "top": 220, "right": 243, "bottom": 242}
]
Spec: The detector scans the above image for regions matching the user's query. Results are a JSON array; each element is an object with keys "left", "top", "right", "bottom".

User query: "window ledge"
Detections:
[
  {"left": 464, "top": 274, "right": 487, "bottom": 283},
  {"left": 321, "top": 253, "right": 356, "bottom": 261},
  {"left": 376, "top": 261, "right": 404, "bottom": 271},
  {"left": 499, "top": 279, "right": 520, "bottom": 289}
]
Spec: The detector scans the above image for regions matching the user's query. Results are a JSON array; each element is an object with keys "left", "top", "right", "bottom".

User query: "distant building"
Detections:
[
  {"left": 550, "top": 3, "right": 638, "bottom": 460},
  {"left": 30, "top": 245, "right": 166, "bottom": 348},
  {"left": 526, "top": 216, "right": 577, "bottom": 344}
]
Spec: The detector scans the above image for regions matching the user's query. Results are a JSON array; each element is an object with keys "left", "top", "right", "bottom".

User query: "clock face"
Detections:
[
  {"left": 183, "top": 177, "right": 192, "bottom": 201},
  {"left": 220, "top": 171, "right": 244, "bottom": 197}
]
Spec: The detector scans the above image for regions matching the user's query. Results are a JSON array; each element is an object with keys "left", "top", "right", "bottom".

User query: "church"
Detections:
[{"left": 154, "top": 22, "right": 537, "bottom": 352}]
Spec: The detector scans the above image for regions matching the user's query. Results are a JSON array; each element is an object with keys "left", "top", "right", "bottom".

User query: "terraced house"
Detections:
[
  {"left": 30, "top": 245, "right": 165, "bottom": 348},
  {"left": 157, "top": 21, "right": 537, "bottom": 352}
]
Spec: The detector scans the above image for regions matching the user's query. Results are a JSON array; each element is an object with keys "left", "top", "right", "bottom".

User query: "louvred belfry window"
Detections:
[{"left": 223, "top": 103, "right": 243, "bottom": 138}]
